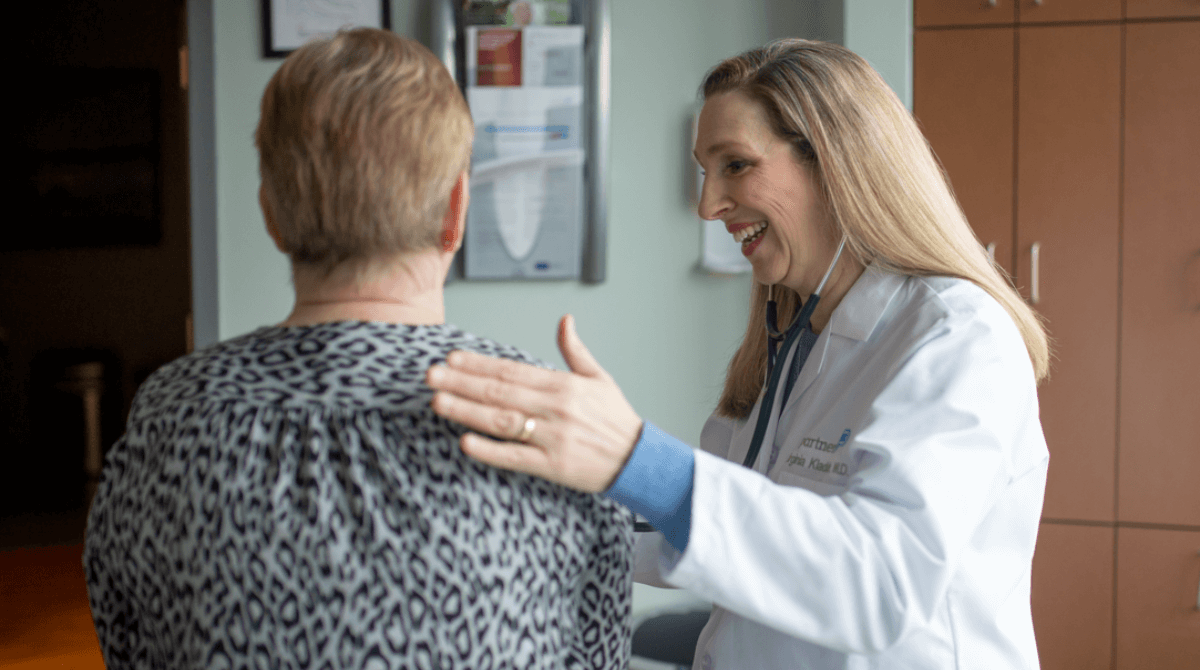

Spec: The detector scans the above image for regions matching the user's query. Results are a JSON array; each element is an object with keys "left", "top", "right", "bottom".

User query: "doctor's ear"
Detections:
[{"left": 440, "top": 171, "right": 469, "bottom": 253}]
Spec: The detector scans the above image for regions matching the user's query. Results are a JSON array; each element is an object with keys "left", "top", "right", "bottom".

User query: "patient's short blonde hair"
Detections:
[{"left": 256, "top": 28, "right": 472, "bottom": 270}]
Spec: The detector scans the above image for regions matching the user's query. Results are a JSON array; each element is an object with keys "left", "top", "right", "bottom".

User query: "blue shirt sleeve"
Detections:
[{"left": 602, "top": 421, "right": 695, "bottom": 553}]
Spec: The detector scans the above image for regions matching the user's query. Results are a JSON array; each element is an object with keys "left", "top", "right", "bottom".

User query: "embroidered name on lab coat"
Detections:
[{"left": 779, "top": 429, "right": 858, "bottom": 487}]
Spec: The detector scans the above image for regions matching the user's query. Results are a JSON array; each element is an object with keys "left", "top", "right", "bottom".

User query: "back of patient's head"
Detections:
[{"left": 256, "top": 28, "right": 472, "bottom": 271}]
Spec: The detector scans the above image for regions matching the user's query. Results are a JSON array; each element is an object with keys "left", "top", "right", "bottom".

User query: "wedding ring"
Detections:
[{"left": 516, "top": 416, "right": 536, "bottom": 442}]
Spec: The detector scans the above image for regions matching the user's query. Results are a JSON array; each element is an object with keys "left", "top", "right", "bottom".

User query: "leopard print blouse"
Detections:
[{"left": 84, "top": 321, "right": 633, "bottom": 669}]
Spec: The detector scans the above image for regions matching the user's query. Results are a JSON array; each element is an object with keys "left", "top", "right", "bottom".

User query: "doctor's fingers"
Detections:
[
  {"left": 460, "top": 427, "right": 616, "bottom": 493},
  {"left": 427, "top": 363, "right": 559, "bottom": 419},
  {"left": 445, "top": 349, "right": 563, "bottom": 390},
  {"left": 429, "top": 387, "right": 537, "bottom": 440},
  {"left": 458, "top": 432, "right": 573, "bottom": 487}
]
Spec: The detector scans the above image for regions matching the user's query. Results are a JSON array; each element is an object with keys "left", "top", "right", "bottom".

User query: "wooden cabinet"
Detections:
[
  {"left": 914, "top": 0, "right": 1200, "bottom": 27},
  {"left": 1017, "top": 24, "right": 1121, "bottom": 523},
  {"left": 915, "top": 9, "right": 1200, "bottom": 670},
  {"left": 1016, "top": 0, "right": 1121, "bottom": 23},
  {"left": 1119, "top": 21, "right": 1200, "bottom": 528},
  {"left": 1126, "top": 0, "right": 1200, "bottom": 18},
  {"left": 913, "top": 28, "right": 1015, "bottom": 275},
  {"left": 914, "top": 0, "right": 1015, "bottom": 28},
  {"left": 1031, "top": 523, "right": 1114, "bottom": 670},
  {"left": 917, "top": 25, "right": 1123, "bottom": 523},
  {"left": 1033, "top": 524, "right": 1200, "bottom": 670},
  {"left": 1115, "top": 528, "right": 1200, "bottom": 668}
]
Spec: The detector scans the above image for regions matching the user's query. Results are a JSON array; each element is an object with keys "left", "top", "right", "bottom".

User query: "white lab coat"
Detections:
[{"left": 634, "top": 265, "right": 1048, "bottom": 670}]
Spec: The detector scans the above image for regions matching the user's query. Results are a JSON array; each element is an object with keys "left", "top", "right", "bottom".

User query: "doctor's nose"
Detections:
[{"left": 697, "top": 175, "right": 733, "bottom": 221}]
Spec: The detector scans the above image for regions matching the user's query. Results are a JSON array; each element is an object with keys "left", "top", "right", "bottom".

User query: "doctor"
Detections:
[{"left": 426, "top": 39, "right": 1051, "bottom": 669}]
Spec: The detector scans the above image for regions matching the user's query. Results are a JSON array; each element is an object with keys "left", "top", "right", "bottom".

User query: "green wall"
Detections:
[{"left": 846, "top": 0, "right": 913, "bottom": 109}]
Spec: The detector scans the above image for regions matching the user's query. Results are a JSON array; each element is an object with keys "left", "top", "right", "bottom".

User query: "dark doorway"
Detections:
[{"left": 0, "top": 0, "right": 191, "bottom": 547}]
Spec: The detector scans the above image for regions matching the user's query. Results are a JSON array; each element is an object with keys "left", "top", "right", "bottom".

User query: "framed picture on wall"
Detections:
[{"left": 262, "top": 0, "right": 392, "bottom": 58}]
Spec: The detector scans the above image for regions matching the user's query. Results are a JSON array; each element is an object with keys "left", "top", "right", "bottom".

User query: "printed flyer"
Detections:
[{"left": 464, "top": 18, "right": 586, "bottom": 279}]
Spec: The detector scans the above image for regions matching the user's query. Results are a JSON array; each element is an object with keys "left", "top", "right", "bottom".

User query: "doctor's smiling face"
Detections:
[{"left": 695, "top": 91, "right": 838, "bottom": 296}]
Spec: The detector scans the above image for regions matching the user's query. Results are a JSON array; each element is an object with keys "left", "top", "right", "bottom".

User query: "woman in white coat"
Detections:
[{"left": 426, "top": 39, "right": 1052, "bottom": 669}]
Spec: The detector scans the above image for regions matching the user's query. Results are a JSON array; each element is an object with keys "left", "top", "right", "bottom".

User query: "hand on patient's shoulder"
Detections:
[{"left": 427, "top": 315, "right": 643, "bottom": 493}]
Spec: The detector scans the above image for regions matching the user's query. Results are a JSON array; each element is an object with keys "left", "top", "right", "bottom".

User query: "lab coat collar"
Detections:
[{"left": 826, "top": 263, "right": 907, "bottom": 342}]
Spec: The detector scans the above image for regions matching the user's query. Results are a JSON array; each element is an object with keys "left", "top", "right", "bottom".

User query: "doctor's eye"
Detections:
[{"left": 725, "top": 160, "right": 749, "bottom": 174}]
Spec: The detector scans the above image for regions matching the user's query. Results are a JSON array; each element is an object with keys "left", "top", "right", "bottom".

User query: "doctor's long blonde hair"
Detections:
[{"left": 710, "top": 39, "right": 1051, "bottom": 420}]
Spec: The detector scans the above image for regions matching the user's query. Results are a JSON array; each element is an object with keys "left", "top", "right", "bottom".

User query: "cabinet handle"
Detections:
[
  {"left": 1030, "top": 242, "right": 1042, "bottom": 304},
  {"left": 986, "top": 242, "right": 997, "bottom": 262},
  {"left": 1033, "top": 0, "right": 1044, "bottom": 6},
  {"left": 1196, "top": 551, "right": 1200, "bottom": 610},
  {"left": 988, "top": 0, "right": 997, "bottom": 7}
]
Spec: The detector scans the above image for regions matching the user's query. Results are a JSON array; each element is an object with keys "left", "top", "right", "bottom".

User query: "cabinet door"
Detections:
[
  {"left": 915, "top": 0, "right": 1015, "bottom": 27},
  {"left": 1115, "top": 527, "right": 1200, "bottom": 669},
  {"left": 913, "top": 28, "right": 1015, "bottom": 276},
  {"left": 1119, "top": 22, "right": 1200, "bottom": 527},
  {"left": 1017, "top": 25, "right": 1121, "bottom": 522},
  {"left": 1126, "top": 0, "right": 1200, "bottom": 18},
  {"left": 1017, "top": 0, "right": 1121, "bottom": 23},
  {"left": 1032, "top": 523, "right": 1114, "bottom": 670}
]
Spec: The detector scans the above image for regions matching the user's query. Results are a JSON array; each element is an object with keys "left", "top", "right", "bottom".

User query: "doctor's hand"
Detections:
[{"left": 425, "top": 315, "right": 643, "bottom": 493}]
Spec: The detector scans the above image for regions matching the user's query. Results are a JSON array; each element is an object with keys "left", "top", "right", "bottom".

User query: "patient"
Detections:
[{"left": 84, "top": 28, "right": 632, "bottom": 669}]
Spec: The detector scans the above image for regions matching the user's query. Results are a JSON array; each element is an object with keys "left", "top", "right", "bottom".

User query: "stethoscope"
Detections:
[
  {"left": 632, "top": 237, "right": 847, "bottom": 533},
  {"left": 742, "top": 236, "right": 847, "bottom": 470}
]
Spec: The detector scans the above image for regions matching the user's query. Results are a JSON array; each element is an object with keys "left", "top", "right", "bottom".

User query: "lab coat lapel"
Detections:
[
  {"left": 777, "top": 266, "right": 905, "bottom": 432},
  {"left": 781, "top": 330, "right": 829, "bottom": 412},
  {"left": 727, "top": 265, "right": 905, "bottom": 474}
]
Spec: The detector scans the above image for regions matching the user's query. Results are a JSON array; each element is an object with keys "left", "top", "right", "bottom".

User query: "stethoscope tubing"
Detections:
[
  {"left": 743, "top": 310, "right": 810, "bottom": 469},
  {"left": 744, "top": 237, "right": 847, "bottom": 470}
]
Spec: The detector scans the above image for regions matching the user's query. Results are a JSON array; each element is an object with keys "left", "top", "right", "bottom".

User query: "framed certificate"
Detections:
[{"left": 262, "top": 0, "right": 392, "bottom": 58}]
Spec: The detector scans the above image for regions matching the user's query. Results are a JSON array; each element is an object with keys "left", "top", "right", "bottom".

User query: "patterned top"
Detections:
[{"left": 84, "top": 321, "right": 633, "bottom": 670}]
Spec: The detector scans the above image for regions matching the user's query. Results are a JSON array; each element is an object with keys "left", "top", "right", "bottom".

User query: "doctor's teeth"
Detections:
[{"left": 733, "top": 222, "right": 767, "bottom": 244}]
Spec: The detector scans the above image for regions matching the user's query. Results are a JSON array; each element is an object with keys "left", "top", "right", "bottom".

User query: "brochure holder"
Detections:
[{"left": 432, "top": 0, "right": 609, "bottom": 283}]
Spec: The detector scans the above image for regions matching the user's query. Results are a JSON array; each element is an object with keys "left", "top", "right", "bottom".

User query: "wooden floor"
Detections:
[{"left": 0, "top": 540, "right": 105, "bottom": 669}]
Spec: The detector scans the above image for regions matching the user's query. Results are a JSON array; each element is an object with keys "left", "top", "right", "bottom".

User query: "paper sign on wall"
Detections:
[{"left": 464, "top": 24, "right": 586, "bottom": 279}]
